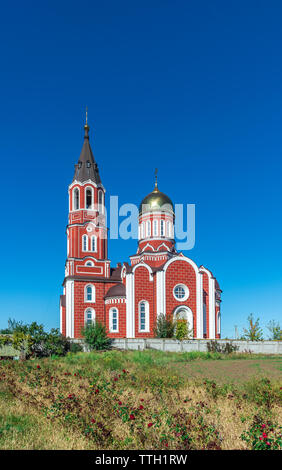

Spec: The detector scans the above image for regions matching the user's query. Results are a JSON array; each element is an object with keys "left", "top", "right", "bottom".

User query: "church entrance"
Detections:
[{"left": 173, "top": 306, "right": 194, "bottom": 338}]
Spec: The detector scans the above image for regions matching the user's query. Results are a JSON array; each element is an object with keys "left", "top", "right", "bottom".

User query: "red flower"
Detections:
[
  {"left": 118, "top": 401, "right": 122, "bottom": 405},
  {"left": 95, "top": 389, "right": 99, "bottom": 394},
  {"left": 266, "top": 442, "right": 270, "bottom": 446},
  {"left": 36, "top": 365, "right": 40, "bottom": 369},
  {"left": 91, "top": 419, "right": 96, "bottom": 423},
  {"left": 129, "top": 414, "right": 135, "bottom": 420},
  {"left": 148, "top": 422, "right": 153, "bottom": 428},
  {"left": 261, "top": 424, "right": 266, "bottom": 429},
  {"left": 114, "top": 377, "right": 118, "bottom": 382},
  {"left": 262, "top": 432, "right": 267, "bottom": 438},
  {"left": 139, "top": 405, "right": 144, "bottom": 410},
  {"left": 140, "top": 398, "right": 144, "bottom": 402}
]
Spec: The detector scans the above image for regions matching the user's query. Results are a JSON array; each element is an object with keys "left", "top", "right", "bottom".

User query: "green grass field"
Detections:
[{"left": 0, "top": 350, "right": 281, "bottom": 450}]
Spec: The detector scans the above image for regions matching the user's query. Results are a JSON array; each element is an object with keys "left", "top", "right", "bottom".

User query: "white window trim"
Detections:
[
  {"left": 217, "top": 311, "right": 221, "bottom": 334},
  {"left": 98, "top": 190, "right": 104, "bottom": 214},
  {"left": 90, "top": 235, "right": 97, "bottom": 252},
  {"left": 173, "top": 306, "right": 194, "bottom": 338},
  {"left": 146, "top": 220, "right": 151, "bottom": 238},
  {"left": 160, "top": 220, "right": 165, "bottom": 236},
  {"left": 203, "top": 303, "right": 207, "bottom": 335},
  {"left": 153, "top": 219, "right": 158, "bottom": 236},
  {"left": 173, "top": 283, "right": 189, "bottom": 302},
  {"left": 138, "top": 300, "right": 150, "bottom": 333},
  {"left": 85, "top": 284, "right": 95, "bottom": 303},
  {"left": 82, "top": 235, "right": 88, "bottom": 252},
  {"left": 109, "top": 307, "right": 119, "bottom": 333},
  {"left": 85, "top": 307, "right": 95, "bottom": 325},
  {"left": 85, "top": 260, "right": 94, "bottom": 267},
  {"left": 85, "top": 186, "right": 94, "bottom": 210},
  {"left": 73, "top": 187, "right": 80, "bottom": 211}
]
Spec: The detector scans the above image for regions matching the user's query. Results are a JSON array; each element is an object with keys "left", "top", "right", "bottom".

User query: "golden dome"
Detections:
[{"left": 139, "top": 185, "right": 174, "bottom": 214}]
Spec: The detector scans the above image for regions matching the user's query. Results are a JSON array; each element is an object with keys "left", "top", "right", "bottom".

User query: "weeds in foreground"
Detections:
[{"left": 0, "top": 351, "right": 281, "bottom": 450}]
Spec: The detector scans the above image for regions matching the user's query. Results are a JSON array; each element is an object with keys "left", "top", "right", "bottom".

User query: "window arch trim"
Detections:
[
  {"left": 85, "top": 307, "right": 95, "bottom": 326},
  {"left": 138, "top": 300, "right": 150, "bottom": 332},
  {"left": 109, "top": 307, "right": 119, "bottom": 333},
  {"left": 84, "top": 284, "right": 95, "bottom": 303}
]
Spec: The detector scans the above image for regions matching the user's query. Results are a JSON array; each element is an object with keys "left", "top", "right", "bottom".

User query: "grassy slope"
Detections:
[{"left": 0, "top": 350, "right": 281, "bottom": 450}]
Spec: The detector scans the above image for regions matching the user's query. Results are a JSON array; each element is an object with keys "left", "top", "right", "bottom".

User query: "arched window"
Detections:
[
  {"left": 203, "top": 303, "right": 207, "bottom": 335},
  {"left": 153, "top": 219, "right": 158, "bottom": 236},
  {"left": 82, "top": 235, "right": 88, "bottom": 252},
  {"left": 85, "top": 284, "right": 95, "bottom": 302},
  {"left": 109, "top": 307, "right": 119, "bottom": 332},
  {"left": 174, "top": 306, "right": 194, "bottom": 338},
  {"left": 141, "top": 223, "right": 145, "bottom": 239},
  {"left": 91, "top": 235, "right": 97, "bottom": 252},
  {"left": 85, "top": 308, "right": 95, "bottom": 326},
  {"left": 85, "top": 187, "right": 93, "bottom": 209},
  {"left": 146, "top": 220, "right": 151, "bottom": 237},
  {"left": 139, "top": 301, "right": 149, "bottom": 332},
  {"left": 160, "top": 220, "right": 165, "bottom": 237},
  {"left": 167, "top": 221, "right": 171, "bottom": 238},
  {"left": 85, "top": 261, "right": 94, "bottom": 267},
  {"left": 98, "top": 190, "right": 104, "bottom": 214},
  {"left": 217, "top": 312, "right": 221, "bottom": 334},
  {"left": 73, "top": 188, "right": 79, "bottom": 210}
]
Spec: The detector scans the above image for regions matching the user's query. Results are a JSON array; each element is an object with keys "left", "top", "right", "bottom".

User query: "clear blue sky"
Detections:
[{"left": 0, "top": 0, "right": 281, "bottom": 338}]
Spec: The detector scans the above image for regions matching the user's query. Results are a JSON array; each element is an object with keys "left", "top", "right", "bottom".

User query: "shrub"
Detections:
[
  {"left": 69, "top": 342, "right": 84, "bottom": 353},
  {"left": 175, "top": 320, "right": 189, "bottom": 341},
  {"left": 153, "top": 313, "right": 175, "bottom": 338},
  {"left": 207, "top": 340, "right": 239, "bottom": 354},
  {"left": 0, "top": 321, "right": 71, "bottom": 358},
  {"left": 81, "top": 322, "right": 112, "bottom": 351}
]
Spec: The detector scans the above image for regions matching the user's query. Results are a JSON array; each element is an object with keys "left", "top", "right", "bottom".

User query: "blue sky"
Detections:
[{"left": 0, "top": 0, "right": 281, "bottom": 338}]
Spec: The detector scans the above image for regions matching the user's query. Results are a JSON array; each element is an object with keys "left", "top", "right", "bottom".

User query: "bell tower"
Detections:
[{"left": 65, "top": 113, "right": 110, "bottom": 278}]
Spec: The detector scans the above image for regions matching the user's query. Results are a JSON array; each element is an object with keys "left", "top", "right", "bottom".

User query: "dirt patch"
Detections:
[{"left": 170, "top": 358, "right": 282, "bottom": 383}]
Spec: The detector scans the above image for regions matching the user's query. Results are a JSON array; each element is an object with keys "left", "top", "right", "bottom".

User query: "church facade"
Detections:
[{"left": 60, "top": 119, "right": 222, "bottom": 339}]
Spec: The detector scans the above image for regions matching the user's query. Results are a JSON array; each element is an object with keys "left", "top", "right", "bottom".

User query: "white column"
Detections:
[
  {"left": 196, "top": 272, "right": 203, "bottom": 338},
  {"left": 156, "top": 270, "right": 165, "bottom": 318},
  {"left": 65, "top": 279, "right": 74, "bottom": 338},
  {"left": 126, "top": 273, "right": 135, "bottom": 338},
  {"left": 209, "top": 278, "right": 216, "bottom": 339}
]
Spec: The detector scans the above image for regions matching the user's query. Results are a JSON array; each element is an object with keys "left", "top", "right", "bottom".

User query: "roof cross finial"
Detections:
[
  {"left": 154, "top": 168, "right": 158, "bottom": 190},
  {"left": 84, "top": 106, "right": 90, "bottom": 138}
]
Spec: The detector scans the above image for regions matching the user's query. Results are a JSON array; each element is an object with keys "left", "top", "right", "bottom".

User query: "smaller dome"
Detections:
[
  {"left": 139, "top": 186, "right": 174, "bottom": 215},
  {"left": 104, "top": 283, "right": 126, "bottom": 299}
]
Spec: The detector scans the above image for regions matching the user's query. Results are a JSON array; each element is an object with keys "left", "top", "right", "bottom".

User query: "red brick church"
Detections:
[{"left": 60, "top": 118, "right": 222, "bottom": 339}]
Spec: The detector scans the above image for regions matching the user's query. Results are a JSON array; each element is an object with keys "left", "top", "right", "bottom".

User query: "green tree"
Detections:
[
  {"left": 241, "top": 314, "right": 263, "bottom": 341},
  {"left": 153, "top": 313, "right": 175, "bottom": 338},
  {"left": 266, "top": 320, "right": 282, "bottom": 341},
  {"left": 81, "top": 321, "right": 112, "bottom": 351},
  {"left": 0, "top": 319, "right": 71, "bottom": 358}
]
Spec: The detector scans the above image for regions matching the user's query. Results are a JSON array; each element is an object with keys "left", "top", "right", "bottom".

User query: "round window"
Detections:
[{"left": 173, "top": 284, "right": 189, "bottom": 301}]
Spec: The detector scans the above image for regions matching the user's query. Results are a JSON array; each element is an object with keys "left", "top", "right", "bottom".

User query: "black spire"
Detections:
[{"left": 72, "top": 111, "right": 102, "bottom": 184}]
